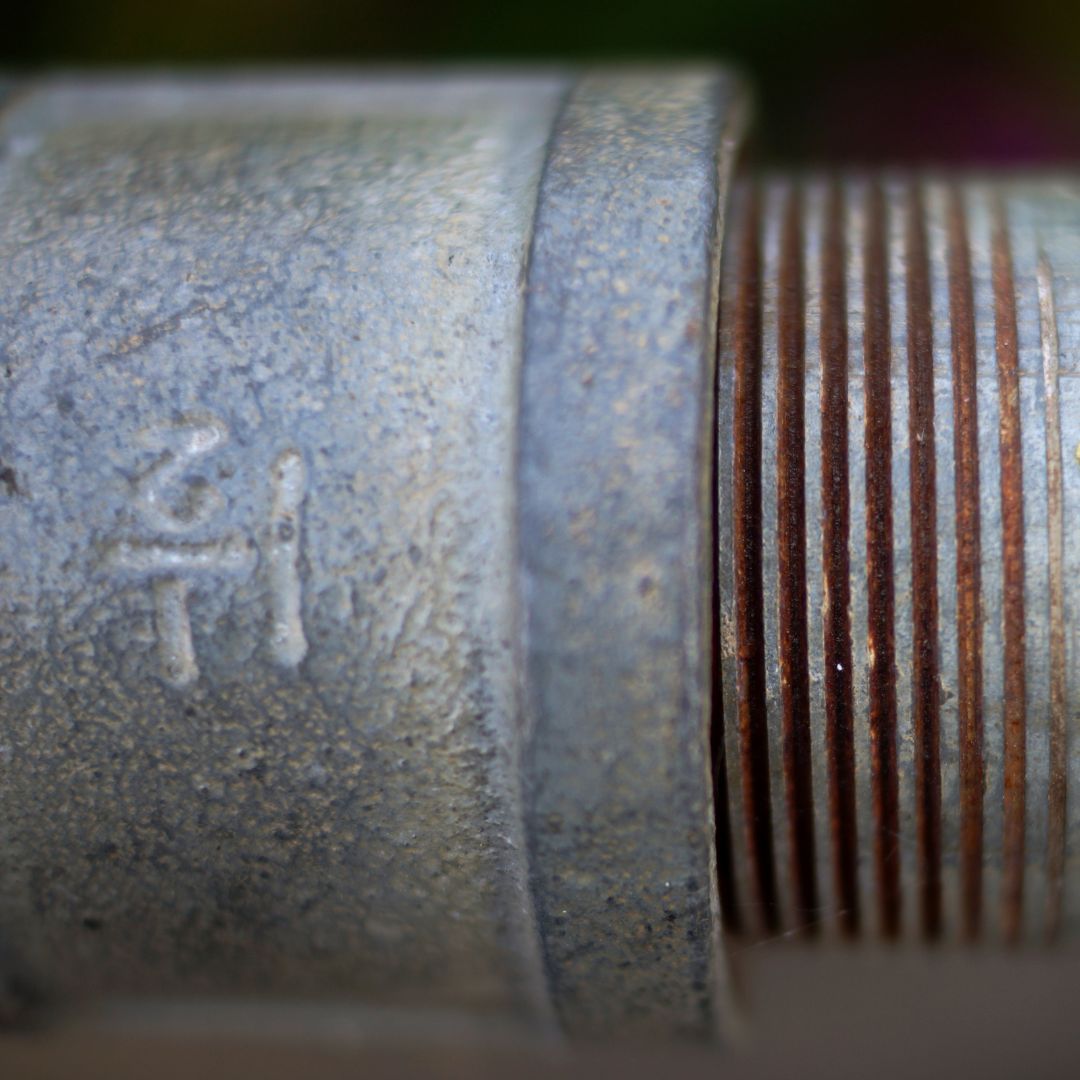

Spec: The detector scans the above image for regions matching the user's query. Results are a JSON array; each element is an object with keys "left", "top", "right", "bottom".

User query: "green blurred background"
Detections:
[{"left": 4, "top": 0, "right": 1080, "bottom": 163}]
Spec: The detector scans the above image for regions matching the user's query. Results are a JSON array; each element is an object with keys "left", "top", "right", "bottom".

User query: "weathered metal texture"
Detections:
[
  {"left": 519, "top": 70, "right": 743, "bottom": 1037},
  {"left": 0, "top": 70, "right": 747, "bottom": 1040},
  {"left": 5, "top": 64, "right": 1080, "bottom": 1054},
  {"left": 715, "top": 175, "right": 1080, "bottom": 945},
  {"left": 0, "top": 73, "right": 570, "bottom": 1018}
]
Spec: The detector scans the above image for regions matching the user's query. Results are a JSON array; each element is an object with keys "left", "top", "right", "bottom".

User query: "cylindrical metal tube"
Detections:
[
  {"left": 0, "top": 70, "right": 741, "bottom": 1039},
  {"left": 0, "top": 72, "right": 569, "bottom": 1023},
  {"left": 0, "top": 68, "right": 1078, "bottom": 1045}
]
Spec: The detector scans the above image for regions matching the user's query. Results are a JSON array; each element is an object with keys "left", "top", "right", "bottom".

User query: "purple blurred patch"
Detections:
[{"left": 811, "top": 49, "right": 1080, "bottom": 164}]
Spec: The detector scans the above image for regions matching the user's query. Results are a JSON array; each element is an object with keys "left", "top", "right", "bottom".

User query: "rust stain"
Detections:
[
  {"left": 863, "top": 180, "right": 901, "bottom": 940},
  {"left": 821, "top": 179, "right": 859, "bottom": 937},
  {"left": 992, "top": 199, "right": 1027, "bottom": 944},
  {"left": 905, "top": 182, "right": 943, "bottom": 940},
  {"left": 776, "top": 181, "right": 819, "bottom": 934},
  {"left": 946, "top": 184, "right": 984, "bottom": 942},
  {"left": 732, "top": 182, "right": 780, "bottom": 934},
  {"left": 1037, "top": 251, "right": 1067, "bottom": 943},
  {"left": 713, "top": 249, "right": 740, "bottom": 937}
]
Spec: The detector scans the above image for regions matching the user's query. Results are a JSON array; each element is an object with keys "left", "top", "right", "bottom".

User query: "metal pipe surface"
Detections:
[
  {"left": 0, "top": 70, "right": 741, "bottom": 1039},
  {"left": 0, "top": 69, "right": 1078, "bottom": 1047},
  {"left": 716, "top": 176, "right": 1080, "bottom": 947}
]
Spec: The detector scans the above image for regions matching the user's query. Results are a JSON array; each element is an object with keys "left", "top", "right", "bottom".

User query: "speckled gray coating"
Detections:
[
  {"left": 519, "top": 70, "right": 743, "bottom": 1037},
  {"left": 0, "top": 73, "right": 566, "bottom": 1018},
  {"left": 0, "top": 71, "right": 744, "bottom": 1039}
]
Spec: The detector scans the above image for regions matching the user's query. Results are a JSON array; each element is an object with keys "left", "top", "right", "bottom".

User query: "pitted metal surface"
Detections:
[
  {"left": 0, "top": 74, "right": 567, "bottom": 1014},
  {"left": 715, "top": 176, "right": 1080, "bottom": 946},
  {"left": 2, "top": 67, "right": 1080, "bottom": 1056},
  {"left": 519, "top": 70, "right": 743, "bottom": 1037},
  {"left": 0, "top": 70, "right": 747, "bottom": 1040}
]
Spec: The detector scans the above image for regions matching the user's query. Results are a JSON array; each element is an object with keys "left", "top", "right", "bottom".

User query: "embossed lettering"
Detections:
[
  {"left": 267, "top": 448, "right": 308, "bottom": 667},
  {"left": 105, "top": 414, "right": 308, "bottom": 687}
]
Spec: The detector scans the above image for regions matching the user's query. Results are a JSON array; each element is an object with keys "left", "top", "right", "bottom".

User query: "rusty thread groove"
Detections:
[
  {"left": 776, "top": 182, "right": 819, "bottom": 934},
  {"left": 732, "top": 182, "right": 780, "bottom": 932},
  {"left": 991, "top": 201, "right": 1026, "bottom": 944},
  {"left": 1037, "top": 252, "right": 1067, "bottom": 942},
  {"left": 946, "top": 184, "right": 984, "bottom": 942},
  {"left": 713, "top": 272, "right": 741, "bottom": 938},
  {"left": 905, "top": 182, "right": 943, "bottom": 940},
  {"left": 711, "top": 622, "right": 741, "bottom": 935},
  {"left": 821, "top": 180, "right": 859, "bottom": 937},
  {"left": 719, "top": 178, "right": 1064, "bottom": 943},
  {"left": 863, "top": 181, "right": 901, "bottom": 939}
]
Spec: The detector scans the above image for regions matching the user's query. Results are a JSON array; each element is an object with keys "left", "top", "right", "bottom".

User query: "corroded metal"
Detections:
[
  {"left": 716, "top": 176, "right": 1080, "bottom": 945},
  {"left": 1, "top": 66, "right": 1080, "bottom": 1056}
]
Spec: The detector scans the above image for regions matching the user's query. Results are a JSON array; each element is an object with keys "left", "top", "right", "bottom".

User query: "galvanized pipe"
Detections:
[{"left": 0, "top": 69, "right": 1077, "bottom": 1044}]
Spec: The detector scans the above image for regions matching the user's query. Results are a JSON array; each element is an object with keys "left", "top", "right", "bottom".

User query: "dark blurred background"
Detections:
[{"left": 4, "top": 0, "right": 1080, "bottom": 163}]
